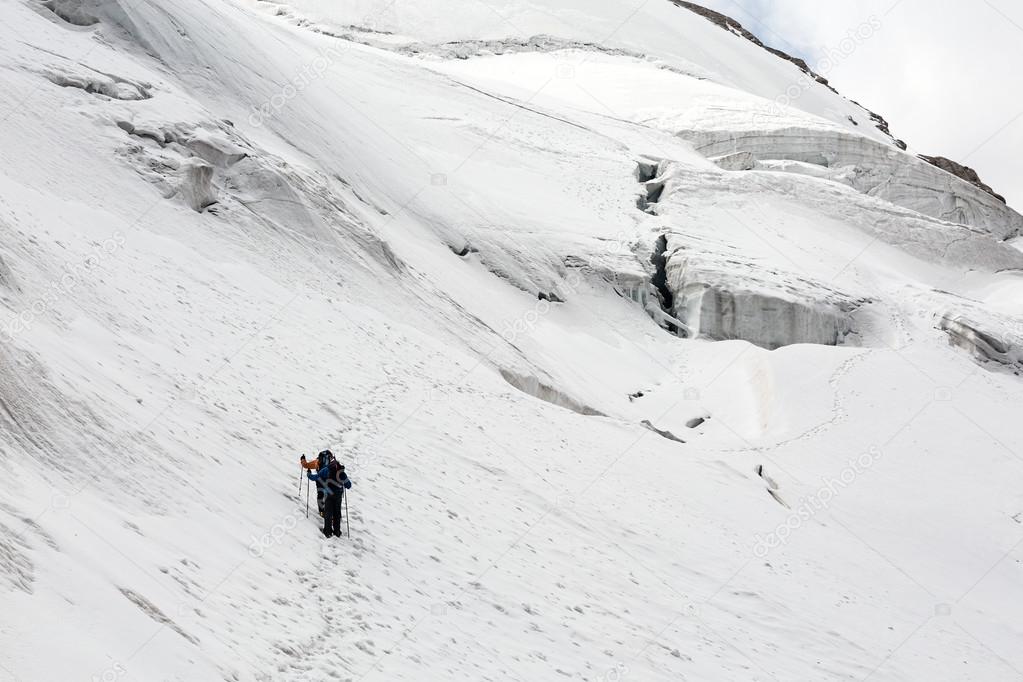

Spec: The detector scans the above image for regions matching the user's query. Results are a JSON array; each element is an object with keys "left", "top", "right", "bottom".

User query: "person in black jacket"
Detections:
[
  {"left": 306, "top": 453, "right": 352, "bottom": 537},
  {"left": 300, "top": 450, "right": 334, "bottom": 516}
]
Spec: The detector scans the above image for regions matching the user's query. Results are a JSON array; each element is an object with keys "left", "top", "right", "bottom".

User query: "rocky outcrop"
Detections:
[
  {"left": 920, "top": 155, "right": 1006, "bottom": 204},
  {"left": 669, "top": 1, "right": 833, "bottom": 89},
  {"left": 670, "top": 0, "right": 1018, "bottom": 199},
  {"left": 860, "top": 108, "right": 907, "bottom": 150},
  {"left": 669, "top": 0, "right": 907, "bottom": 150}
]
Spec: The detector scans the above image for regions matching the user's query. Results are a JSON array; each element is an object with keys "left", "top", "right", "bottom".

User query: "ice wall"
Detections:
[
  {"left": 680, "top": 127, "right": 1023, "bottom": 240},
  {"left": 664, "top": 250, "right": 863, "bottom": 350}
]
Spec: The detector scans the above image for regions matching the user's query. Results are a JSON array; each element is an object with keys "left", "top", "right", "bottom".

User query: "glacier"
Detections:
[{"left": 1, "top": 0, "right": 1022, "bottom": 680}]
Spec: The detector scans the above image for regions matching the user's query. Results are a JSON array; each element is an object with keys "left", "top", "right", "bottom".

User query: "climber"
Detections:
[
  {"left": 305, "top": 452, "right": 352, "bottom": 538},
  {"left": 300, "top": 450, "right": 333, "bottom": 516}
]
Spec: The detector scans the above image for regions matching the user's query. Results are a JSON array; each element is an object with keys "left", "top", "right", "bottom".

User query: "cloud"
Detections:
[{"left": 696, "top": 0, "right": 1023, "bottom": 209}]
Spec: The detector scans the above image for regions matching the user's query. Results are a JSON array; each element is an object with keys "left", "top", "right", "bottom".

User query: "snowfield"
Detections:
[{"left": 1, "top": 1, "right": 1022, "bottom": 680}]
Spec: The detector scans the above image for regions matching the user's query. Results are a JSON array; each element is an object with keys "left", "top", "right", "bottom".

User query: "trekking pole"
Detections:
[
  {"left": 297, "top": 467, "right": 302, "bottom": 499},
  {"left": 344, "top": 488, "right": 351, "bottom": 538},
  {"left": 305, "top": 477, "right": 310, "bottom": 518}
]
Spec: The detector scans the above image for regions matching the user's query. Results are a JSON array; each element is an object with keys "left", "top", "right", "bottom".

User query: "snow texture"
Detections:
[{"left": 1, "top": 1, "right": 1023, "bottom": 681}]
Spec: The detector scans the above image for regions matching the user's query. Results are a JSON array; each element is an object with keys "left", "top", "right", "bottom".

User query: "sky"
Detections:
[{"left": 698, "top": 0, "right": 1023, "bottom": 211}]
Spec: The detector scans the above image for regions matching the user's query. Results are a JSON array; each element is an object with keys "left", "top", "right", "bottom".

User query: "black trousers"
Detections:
[{"left": 322, "top": 491, "right": 343, "bottom": 537}]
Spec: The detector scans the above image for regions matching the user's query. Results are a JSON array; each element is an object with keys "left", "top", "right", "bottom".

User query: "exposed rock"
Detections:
[
  {"left": 669, "top": 1, "right": 833, "bottom": 89},
  {"left": 862, "top": 109, "right": 907, "bottom": 150},
  {"left": 920, "top": 155, "right": 1006, "bottom": 204},
  {"left": 670, "top": 2, "right": 928, "bottom": 156},
  {"left": 681, "top": 0, "right": 1005, "bottom": 203}
]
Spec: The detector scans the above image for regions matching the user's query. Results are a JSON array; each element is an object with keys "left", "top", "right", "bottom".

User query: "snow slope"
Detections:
[{"left": 1, "top": 1, "right": 1022, "bottom": 680}]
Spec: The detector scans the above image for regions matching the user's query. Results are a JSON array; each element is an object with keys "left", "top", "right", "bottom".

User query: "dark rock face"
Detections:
[
  {"left": 671, "top": 1, "right": 910, "bottom": 149},
  {"left": 672, "top": 1, "right": 1007, "bottom": 206},
  {"left": 919, "top": 155, "right": 1006, "bottom": 203},
  {"left": 864, "top": 109, "right": 907, "bottom": 150},
  {"left": 670, "top": 1, "right": 834, "bottom": 89}
]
